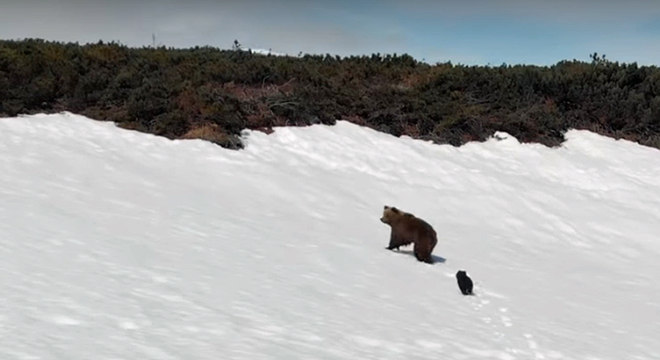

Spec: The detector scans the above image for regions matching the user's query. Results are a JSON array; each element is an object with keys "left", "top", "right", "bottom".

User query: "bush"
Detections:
[{"left": 3, "top": 39, "right": 660, "bottom": 150}]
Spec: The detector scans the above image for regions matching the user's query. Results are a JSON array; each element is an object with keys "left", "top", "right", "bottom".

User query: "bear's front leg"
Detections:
[{"left": 387, "top": 232, "right": 402, "bottom": 250}]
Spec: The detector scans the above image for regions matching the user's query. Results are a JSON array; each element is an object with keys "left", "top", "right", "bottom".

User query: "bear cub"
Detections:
[
  {"left": 380, "top": 205, "right": 438, "bottom": 264},
  {"left": 456, "top": 270, "right": 473, "bottom": 295}
]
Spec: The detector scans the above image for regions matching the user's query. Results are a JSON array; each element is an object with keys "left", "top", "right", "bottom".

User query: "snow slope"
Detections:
[{"left": 1, "top": 112, "right": 659, "bottom": 359}]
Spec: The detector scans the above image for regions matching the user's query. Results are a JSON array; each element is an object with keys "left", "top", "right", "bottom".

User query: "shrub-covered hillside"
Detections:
[{"left": 2, "top": 39, "right": 660, "bottom": 149}]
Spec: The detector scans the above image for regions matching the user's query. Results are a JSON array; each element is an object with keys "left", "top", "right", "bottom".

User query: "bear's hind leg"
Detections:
[{"left": 414, "top": 243, "right": 434, "bottom": 264}]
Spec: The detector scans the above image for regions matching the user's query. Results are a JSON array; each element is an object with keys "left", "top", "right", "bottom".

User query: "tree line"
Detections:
[{"left": 2, "top": 39, "right": 660, "bottom": 149}]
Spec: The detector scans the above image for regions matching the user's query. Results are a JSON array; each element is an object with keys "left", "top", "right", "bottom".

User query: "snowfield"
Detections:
[{"left": 1, "top": 112, "right": 659, "bottom": 359}]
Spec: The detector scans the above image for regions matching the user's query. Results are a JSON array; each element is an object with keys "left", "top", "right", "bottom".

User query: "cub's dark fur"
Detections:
[{"left": 456, "top": 270, "right": 473, "bottom": 295}]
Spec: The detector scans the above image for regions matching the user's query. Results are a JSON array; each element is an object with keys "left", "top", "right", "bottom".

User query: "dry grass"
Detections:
[
  {"left": 222, "top": 79, "right": 296, "bottom": 102},
  {"left": 180, "top": 123, "right": 243, "bottom": 149}
]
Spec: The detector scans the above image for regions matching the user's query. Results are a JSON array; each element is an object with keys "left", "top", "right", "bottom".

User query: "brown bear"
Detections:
[{"left": 380, "top": 205, "right": 438, "bottom": 264}]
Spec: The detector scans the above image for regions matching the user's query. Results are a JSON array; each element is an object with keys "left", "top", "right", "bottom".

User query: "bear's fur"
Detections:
[
  {"left": 456, "top": 270, "right": 473, "bottom": 295},
  {"left": 380, "top": 205, "right": 438, "bottom": 264}
]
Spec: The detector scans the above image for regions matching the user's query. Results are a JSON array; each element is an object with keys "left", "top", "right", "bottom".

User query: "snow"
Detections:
[
  {"left": 249, "top": 48, "right": 287, "bottom": 57},
  {"left": 1, "top": 112, "right": 659, "bottom": 359}
]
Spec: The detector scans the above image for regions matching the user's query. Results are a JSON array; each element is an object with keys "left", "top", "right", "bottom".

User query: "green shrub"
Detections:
[{"left": 2, "top": 39, "right": 660, "bottom": 150}]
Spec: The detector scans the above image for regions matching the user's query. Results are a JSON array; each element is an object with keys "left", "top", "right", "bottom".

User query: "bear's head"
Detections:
[
  {"left": 380, "top": 205, "right": 401, "bottom": 224},
  {"left": 456, "top": 270, "right": 467, "bottom": 278}
]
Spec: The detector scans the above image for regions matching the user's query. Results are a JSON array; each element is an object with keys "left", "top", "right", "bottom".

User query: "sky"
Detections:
[
  {"left": 1, "top": 112, "right": 660, "bottom": 358},
  {"left": 2, "top": 0, "right": 660, "bottom": 65}
]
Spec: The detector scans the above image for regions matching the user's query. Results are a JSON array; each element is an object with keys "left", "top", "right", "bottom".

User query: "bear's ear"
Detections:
[
  {"left": 384, "top": 205, "right": 390, "bottom": 210},
  {"left": 391, "top": 207, "right": 400, "bottom": 213}
]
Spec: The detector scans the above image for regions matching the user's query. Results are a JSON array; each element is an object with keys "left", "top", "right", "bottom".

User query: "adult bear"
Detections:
[{"left": 380, "top": 205, "right": 438, "bottom": 264}]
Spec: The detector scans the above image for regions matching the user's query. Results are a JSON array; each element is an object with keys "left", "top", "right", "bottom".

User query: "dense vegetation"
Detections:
[{"left": 2, "top": 39, "right": 660, "bottom": 149}]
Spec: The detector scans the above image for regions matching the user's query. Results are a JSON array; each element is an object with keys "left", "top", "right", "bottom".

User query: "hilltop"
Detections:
[{"left": 1, "top": 39, "right": 660, "bottom": 149}]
